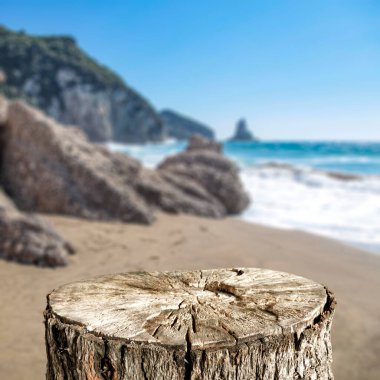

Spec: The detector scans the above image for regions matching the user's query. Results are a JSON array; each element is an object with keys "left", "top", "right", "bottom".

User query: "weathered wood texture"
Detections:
[{"left": 45, "top": 268, "right": 336, "bottom": 379}]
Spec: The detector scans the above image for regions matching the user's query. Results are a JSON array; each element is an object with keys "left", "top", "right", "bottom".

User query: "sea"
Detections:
[{"left": 108, "top": 140, "right": 380, "bottom": 254}]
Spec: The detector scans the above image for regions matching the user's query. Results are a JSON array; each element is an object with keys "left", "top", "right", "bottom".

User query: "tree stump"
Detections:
[{"left": 45, "top": 268, "right": 336, "bottom": 379}]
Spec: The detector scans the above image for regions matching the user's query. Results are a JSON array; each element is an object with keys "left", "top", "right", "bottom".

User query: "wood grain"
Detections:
[{"left": 45, "top": 268, "right": 336, "bottom": 379}]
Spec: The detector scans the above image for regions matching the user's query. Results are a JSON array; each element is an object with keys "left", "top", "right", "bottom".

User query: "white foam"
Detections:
[
  {"left": 106, "top": 140, "right": 185, "bottom": 168},
  {"left": 240, "top": 165, "right": 380, "bottom": 249},
  {"left": 106, "top": 141, "right": 380, "bottom": 252}
]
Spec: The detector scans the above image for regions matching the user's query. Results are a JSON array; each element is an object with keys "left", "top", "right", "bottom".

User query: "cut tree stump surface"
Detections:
[{"left": 45, "top": 268, "right": 336, "bottom": 379}]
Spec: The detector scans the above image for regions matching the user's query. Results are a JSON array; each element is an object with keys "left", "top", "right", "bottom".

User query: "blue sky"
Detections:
[{"left": 1, "top": 0, "right": 379, "bottom": 140}]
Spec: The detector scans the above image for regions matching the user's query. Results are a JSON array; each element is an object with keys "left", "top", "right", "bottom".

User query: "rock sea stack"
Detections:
[{"left": 229, "top": 118, "right": 258, "bottom": 141}]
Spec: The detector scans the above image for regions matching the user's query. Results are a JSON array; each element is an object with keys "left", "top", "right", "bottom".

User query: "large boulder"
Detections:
[
  {"left": 1, "top": 100, "right": 249, "bottom": 229},
  {"left": 158, "top": 139, "right": 250, "bottom": 215},
  {"left": 187, "top": 134, "right": 222, "bottom": 153},
  {"left": 135, "top": 168, "right": 225, "bottom": 217},
  {"left": 1, "top": 100, "right": 154, "bottom": 223},
  {"left": 0, "top": 188, "right": 74, "bottom": 266}
]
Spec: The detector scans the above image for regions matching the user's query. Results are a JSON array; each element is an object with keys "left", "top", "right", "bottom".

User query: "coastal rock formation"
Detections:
[
  {"left": 0, "top": 188, "right": 74, "bottom": 266},
  {"left": 1, "top": 100, "right": 249, "bottom": 231},
  {"left": 0, "top": 26, "right": 163, "bottom": 143},
  {"left": 158, "top": 139, "right": 250, "bottom": 215},
  {"left": 161, "top": 109, "right": 215, "bottom": 140},
  {"left": 134, "top": 168, "right": 226, "bottom": 218},
  {"left": 1, "top": 100, "right": 154, "bottom": 223},
  {"left": 229, "top": 118, "right": 257, "bottom": 141},
  {"left": 187, "top": 134, "right": 222, "bottom": 153}
]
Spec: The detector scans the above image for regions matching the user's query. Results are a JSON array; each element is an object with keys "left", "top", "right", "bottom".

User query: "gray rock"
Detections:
[
  {"left": 161, "top": 109, "right": 215, "bottom": 140},
  {"left": 1, "top": 100, "right": 249, "bottom": 234},
  {"left": 158, "top": 143, "right": 250, "bottom": 215},
  {"left": 0, "top": 26, "right": 164, "bottom": 143},
  {"left": 135, "top": 168, "right": 226, "bottom": 218},
  {"left": 1, "top": 100, "right": 154, "bottom": 224},
  {"left": 229, "top": 118, "right": 257, "bottom": 141},
  {"left": 0, "top": 188, "right": 74, "bottom": 266},
  {"left": 187, "top": 134, "right": 222, "bottom": 153}
]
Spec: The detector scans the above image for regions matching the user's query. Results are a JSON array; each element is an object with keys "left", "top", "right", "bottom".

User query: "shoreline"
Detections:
[
  {"left": 1, "top": 213, "right": 380, "bottom": 379},
  {"left": 110, "top": 140, "right": 380, "bottom": 253},
  {"left": 239, "top": 215, "right": 380, "bottom": 256},
  {"left": 346, "top": 241, "right": 380, "bottom": 255}
]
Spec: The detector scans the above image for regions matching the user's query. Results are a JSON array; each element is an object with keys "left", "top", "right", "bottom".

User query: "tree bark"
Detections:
[{"left": 45, "top": 268, "right": 336, "bottom": 379}]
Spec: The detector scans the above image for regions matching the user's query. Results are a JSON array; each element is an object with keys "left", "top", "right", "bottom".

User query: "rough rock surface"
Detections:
[
  {"left": 187, "top": 134, "right": 222, "bottom": 153},
  {"left": 0, "top": 26, "right": 164, "bottom": 143},
  {"left": 158, "top": 139, "right": 250, "bottom": 215},
  {"left": 135, "top": 168, "right": 226, "bottom": 218},
  {"left": 229, "top": 118, "right": 257, "bottom": 141},
  {"left": 1, "top": 100, "right": 154, "bottom": 223},
  {"left": 161, "top": 109, "right": 215, "bottom": 141},
  {"left": 0, "top": 188, "right": 74, "bottom": 266},
  {"left": 1, "top": 100, "right": 249, "bottom": 228}
]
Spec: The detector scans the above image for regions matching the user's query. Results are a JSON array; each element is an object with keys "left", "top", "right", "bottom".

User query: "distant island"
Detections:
[{"left": 229, "top": 118, "right": 258, "bottom": 141}]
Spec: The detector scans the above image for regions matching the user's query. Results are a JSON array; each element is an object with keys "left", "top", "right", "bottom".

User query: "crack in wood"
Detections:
[
  {"left": 100, "top": 339, "right": 115, "bottom": 380},
  {"left": 190, "top": 306, "right": 197, "bottom": 334},
  {"left": 45, "top": 268, "right": 336, "bottom": 379},
  {"left": 140, "top": 355, "right": 149, "bottom": 380},
  {"left": 184, "top": 328, "right": 193, "bottom": 380},
  {"left": 203, "top": 281, "right": 242, "bottom": 299},
  {"left": 232, "top": 268, "right": 245, "bottom": 276},
  {"left": 219, "top": 322, "right": 238, "bottom": 344}
]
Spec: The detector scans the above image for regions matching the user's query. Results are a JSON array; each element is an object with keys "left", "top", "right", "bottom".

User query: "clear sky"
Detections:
[{"left": 1, "top": 0, "right": 379, "bottom": 140}]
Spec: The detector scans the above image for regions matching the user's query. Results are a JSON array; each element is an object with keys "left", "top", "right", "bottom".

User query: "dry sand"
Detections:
[{"left": 0, "top": 213, "right": 379, "bottom": 379}]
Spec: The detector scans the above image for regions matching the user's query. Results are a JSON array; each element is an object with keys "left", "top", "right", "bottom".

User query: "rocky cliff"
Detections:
[
  {"left": 229, "top": 118, "right": 258, "bottom": 141},
  {"left": 0, "top": 26, "right": 164, "bottom": 143},
  {"left": 161, "top": 109, "right": 215, "bottom": 140}
]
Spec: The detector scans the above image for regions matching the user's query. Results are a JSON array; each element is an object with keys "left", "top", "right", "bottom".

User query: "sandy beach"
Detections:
[{"left": 0, "top": 213, "right": 379, "bottom": 379}]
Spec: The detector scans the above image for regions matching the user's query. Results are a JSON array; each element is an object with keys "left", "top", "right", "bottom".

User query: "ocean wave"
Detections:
[
  {"left": 254, "top": 161, "right": 365, "bottom": 181},
  {"left": 107, "top": 140, "right": 380, "bottom": 251},
  {"left": 304, "top": 156, "right": 380, "bottom": 164},
  {"left": 106, "top": 140, "right": 186, "bottom": 168},
  {"left": 240, "top": 164, "right": 380, "bottom": 247}
]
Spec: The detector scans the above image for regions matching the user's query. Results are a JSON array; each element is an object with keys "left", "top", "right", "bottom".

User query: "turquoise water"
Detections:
[
  {"left": 108, "top": 140, "right": 380, "bottom": 253},
  {"left": 224, "top": 141, "right": 380, "bottom": 175}
]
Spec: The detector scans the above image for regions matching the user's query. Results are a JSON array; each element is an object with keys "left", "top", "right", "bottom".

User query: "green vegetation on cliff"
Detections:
[
  {"left": 0, "top": 25, "right": 124, "bottom": 107},
  {"left": 0, "top": 26, "right": 164, "bottom": 143}
]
